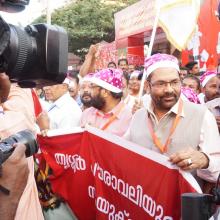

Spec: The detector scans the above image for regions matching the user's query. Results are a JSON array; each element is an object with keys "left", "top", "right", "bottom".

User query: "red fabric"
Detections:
[
  {"left": 31, "top": 89, "right": 42, "bottom": 117},
  {"left": 37, "top": 131, "right": 200, "bottom": 220}
]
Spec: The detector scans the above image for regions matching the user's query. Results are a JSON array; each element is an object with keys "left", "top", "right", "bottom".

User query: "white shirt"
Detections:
[
  {"left": 125, "top": 98, "right": 220, "bottom": 182},
  {"left": 198, "top": 93, "right": 205, "bottom": 104},
  {"left": 47, "top": 92, "right": 82, "bottom": 129},
  {"left": 124, "top": 94, "right": 137, "bottom": 110}
]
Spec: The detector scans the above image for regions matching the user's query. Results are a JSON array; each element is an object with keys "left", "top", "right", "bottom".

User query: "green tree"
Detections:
[{"left": 33, "top": 0, "right": 137, "bottom": 57}]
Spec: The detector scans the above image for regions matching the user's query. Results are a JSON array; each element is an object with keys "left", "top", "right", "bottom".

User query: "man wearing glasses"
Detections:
[{"left": 125, "top": 53, "right": 220, "bottom": 186}]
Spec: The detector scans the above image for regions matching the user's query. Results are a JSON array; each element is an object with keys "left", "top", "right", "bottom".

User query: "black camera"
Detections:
[
  {"left": 181, "top": 175, "right": 220, "bottom": 220},
  {"left": 0, "top": 15, "right": 68, "bottom": 85},
  {"left": 0, "top": 0, "right": 29, "bottom": 13},
  {"left": 0, "top": 130, "right": 39, "bottom": 165}
]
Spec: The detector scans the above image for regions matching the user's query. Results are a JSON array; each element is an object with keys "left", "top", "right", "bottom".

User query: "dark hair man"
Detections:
[
  {"left": 118, "top": 58, "right": 129, "bottom": 73},
  {"left": 185, "top": 61, "right": 200, "bottom": 75},
  {"left": 107, "top": 61, "right": 117, "bottom": 69},
  {"left": 179, "top": 66, "right": 189, "bottom": 80},
  {"left": 128, "top": 64, "right": 136, "bottom": 74},
  {"left": 125, "top": 53, "right": 220, "bottom": 186}
]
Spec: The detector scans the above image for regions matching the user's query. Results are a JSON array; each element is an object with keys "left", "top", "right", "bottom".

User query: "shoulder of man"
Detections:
[{"left": 182, "top": 99, "right": 208, "bottom": 114}]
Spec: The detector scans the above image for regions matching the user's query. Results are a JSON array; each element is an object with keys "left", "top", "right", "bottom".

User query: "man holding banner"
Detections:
[
  {"left": 125, "top": 53, "right": 220, "bottom": 185},
  {"left": 80, "top": 68, "right": 132, "bottom": 137}
]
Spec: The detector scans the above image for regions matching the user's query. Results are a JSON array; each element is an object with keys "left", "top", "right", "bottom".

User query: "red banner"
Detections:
[{"left": 37, "top": 127, "right": 201, "bottom": 220}]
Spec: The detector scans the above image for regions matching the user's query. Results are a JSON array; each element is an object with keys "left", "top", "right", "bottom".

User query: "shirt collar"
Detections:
[
  {"left": 53, "top": 92, "right": 71, "bottom": 108},
  {"left": 94, "top": 100, "right": 124, "bottom": 119},
  {"left": 145, "top": 97, "right": 185, "bottom": 118}
]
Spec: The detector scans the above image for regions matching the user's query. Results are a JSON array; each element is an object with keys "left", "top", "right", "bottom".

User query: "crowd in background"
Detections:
[{"left": 1, "top": 45, "right": 220, "bottom": 220}]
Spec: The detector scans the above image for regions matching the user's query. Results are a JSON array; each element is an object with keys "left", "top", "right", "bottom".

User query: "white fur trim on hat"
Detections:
[
  {"left": 146, "top": 61, "right": 180, "bottom": 78},
  {"left": 201, "top": 74, "right": 216, "bottom": 88},
  {"left": 86, "top": 77, "right": 122, "bottom": 93}
]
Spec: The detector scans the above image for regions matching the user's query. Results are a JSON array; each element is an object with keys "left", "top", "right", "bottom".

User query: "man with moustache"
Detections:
[
  {"left": 199, "top": 70, "right": 220, "bottom": 103},
  {"left": 118, "top": 58, "right": 129, "bottom": 75},
  {"left": 80, "top": 68, "right": 132, "bottom": 137},
  {"left": 185, "top": 61, "right": 200, "bottom": 75},
  {"left": 199, "top": 70, "right": 220, "bottom": 132},
  {"left": 125, "top": 53, "right": 220, "bottom": 185}
]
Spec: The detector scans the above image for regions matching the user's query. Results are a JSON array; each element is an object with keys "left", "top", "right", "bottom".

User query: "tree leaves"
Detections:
[{"left": 32, "top": 0, "right": 137, "bottom": 58}]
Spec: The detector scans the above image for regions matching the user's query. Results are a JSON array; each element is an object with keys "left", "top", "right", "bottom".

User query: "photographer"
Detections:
[
  {"left": 0, "top": 143, "right": 29, "bottom": 220},
  {"left": 0, "top": 72, "right": 44, "bottom": 219}
]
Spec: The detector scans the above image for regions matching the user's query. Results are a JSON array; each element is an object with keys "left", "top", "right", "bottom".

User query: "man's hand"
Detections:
[
  {"left": 132, "top": 99, "right": 143, "bottom": 114},
  {"left": 0, "top": 73, "right": 10, "bottom": 103},
  {"left": 0, "top": 143, "right": 29, "bottom": 220},
  {"left": 87, "top": 44, "right": 99, "bottom": 57},
  {"left": 36, "top": 110, "right": 50, "bottom": 131},
  {"left": 79, "top": 44, "right": 99, "bottom": 77},
  {"left": 169, "top": 147, "right": 209, "bottom": 171}
]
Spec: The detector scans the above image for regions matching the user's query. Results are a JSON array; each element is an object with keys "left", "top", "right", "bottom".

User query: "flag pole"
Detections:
[
  {"left": 46, "top": 0, "right": 51, "bottom": 25},
  {"left": 138, "top": 2, "right": 161, "bottom": 100}
]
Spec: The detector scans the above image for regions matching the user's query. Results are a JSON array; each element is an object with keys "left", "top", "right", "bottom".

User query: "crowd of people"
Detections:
[{"left": 0, "top": 45, "right": 220, "bottom": 219}]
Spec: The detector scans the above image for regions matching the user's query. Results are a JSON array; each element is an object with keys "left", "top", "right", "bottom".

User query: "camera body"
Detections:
[
  {"left": 0, "top": 0, "right": 30, "bottom": 13},
  {"left": 0, "top": 130, "right": 39, "bottom": 165}
]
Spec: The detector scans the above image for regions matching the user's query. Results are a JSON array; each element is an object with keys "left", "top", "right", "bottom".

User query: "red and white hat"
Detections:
[{"left": 86, "top": 68, "right": 123, "bottom": 93}]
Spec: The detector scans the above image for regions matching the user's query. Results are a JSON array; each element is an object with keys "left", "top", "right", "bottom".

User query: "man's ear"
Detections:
[
  {"left": 145, "top": 81, "right": 151, "bottom": 94},
  {"left": 61, "top": 83, "right": 68, "bottom": 90},
  {"left": 144, "top": 80, "right": 150, "bottom": 94},
  {"left": 100, "top": 89, "right": 109, "bottom": 98}
]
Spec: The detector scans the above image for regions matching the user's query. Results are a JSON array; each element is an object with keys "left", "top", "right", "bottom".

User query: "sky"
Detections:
[{"left": 0, "top": 0, "right": 68, "bottom": 26}]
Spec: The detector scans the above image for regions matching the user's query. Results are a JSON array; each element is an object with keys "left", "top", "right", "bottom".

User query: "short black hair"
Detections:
[
  {"left": 185, "top": 61, "right": 198, "bottom": 70},
  {"left": 110, "top": 91, "right": 123, "bottom": 100},
  {"left": 183, "top": 74, "right": 201, "bottom": 90},
  {"left": 180, "top": 66, "right": 189, "bottom": 71},
  {"left": 108, "top": 61, "right": 117, "bottom": 68},
  {"left": 118, "top": 58, "right": 128, "bottom": 66},
  {"left": 68, "top": 70, "right": 79, "bottom": 84}
]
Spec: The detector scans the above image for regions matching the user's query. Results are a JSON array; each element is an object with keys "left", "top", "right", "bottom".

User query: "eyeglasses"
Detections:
[{"left": 149, "top": 79, "right": 181, "bottom": 89}]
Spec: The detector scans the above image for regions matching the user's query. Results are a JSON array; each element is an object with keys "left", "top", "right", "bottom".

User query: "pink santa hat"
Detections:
[
  {"left": 85, "top": 68, "right": 123, "bottom": 93},
  {"left": 144, "top": 53, "right": 180, "bottom": 78}
]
